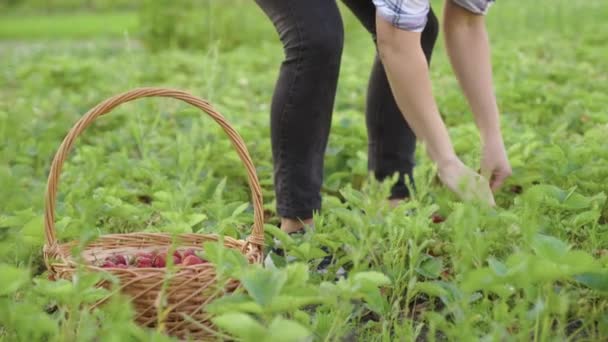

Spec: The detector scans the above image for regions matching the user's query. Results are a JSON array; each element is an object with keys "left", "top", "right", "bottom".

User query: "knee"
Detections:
[{"left": 284, "top": 25, "right": 344, "bottom": 66}]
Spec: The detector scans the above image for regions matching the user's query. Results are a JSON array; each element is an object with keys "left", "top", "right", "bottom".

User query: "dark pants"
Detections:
[{"left": 254, "top": 0, "right": 439, "bottom": 219}]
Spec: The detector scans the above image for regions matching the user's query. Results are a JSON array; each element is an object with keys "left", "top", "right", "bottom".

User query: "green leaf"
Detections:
[
  {"left": 575, "top": 272, "right": 608, "bottom": 292},
  {"left": 206, "top": 294, "right": 263, "bottom": 315},
  {"left": 267, "top": 294, "right": 323, "bottom": 312},
  {"left": 80, "top": 287, "right": 110, "bottom": 303},
  {"left": 283, "top": 263, "right": 310, "bottom": 290},
  {"left": 416, "top": 257, "right": 443, "bottom": 279},
  {"left": 265, "top": 224, "right": 295, "bottom": 245},
  {"left": 571, "top": 210, "right": 600, "bottom": 227},
  {"left": 361, "top": 287, "right": 388, "bottom": 314},
  {"left": 488, "top": 257, "right": 508, "bottom": 277},
  {"left": 412, "top": 281, "right": 449, "bottom": 298},
  {"left": 212, "top": 313, "right": 266, "bottom": 341},
  {"left": 20, "top": 216, "right": 44, "bottom": 245},
  {"left": 33, "top": 279, "right": 73, "bottom": 303},
  {"left": 0, "top": 264, "right": 30, "bottom": 296},
  {"left": 187, "top": 213, "right": 207, "bottom": 227},
  {"left": 203, "top": 241, "right": 248, "bottom": 277},
  {"left": 241, "top": 266, "right": 287, "bottom": 306},
  {"left": 532, "top": 234, "right": 569, "bottom": 259},
  {"left": 333, "top": 208, "right": 364, "bottom": 230},
  {"left": 231, "top": 202, "right": 250, "bottom": 218},
  {"left": 266, "top": 252, "right": 287, "bottom": 269},
  {"left": 461, "top": 268, "right": 496, "bottom": 292},
  {"left": 528, "top": 258, "right": 566, "bottom": 281},
  {"left": 560, "top": 250, "right": 597, "bottom": 272},
  {"left": 352, "top": 271, "right": 391, "bottom": 287},
  {"left": 267, "top": 317, "right": 312, "bottom": 342},
  {"left": 562, "top": 192, "right": 592, "bottom": 210}
]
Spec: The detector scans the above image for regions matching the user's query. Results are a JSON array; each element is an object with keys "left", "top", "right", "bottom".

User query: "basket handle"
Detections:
[{"left": 43, "top": 87, "right": 265, "bottom": 250}]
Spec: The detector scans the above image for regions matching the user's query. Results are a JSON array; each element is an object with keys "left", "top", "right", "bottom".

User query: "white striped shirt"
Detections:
[{"left": 373, "top": 0, "right": 495, "bottom": 32}]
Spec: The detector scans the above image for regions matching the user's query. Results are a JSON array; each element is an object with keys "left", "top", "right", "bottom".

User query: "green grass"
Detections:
[
  {"left": 0, "top": 11, "right": 137, "bottom": 40},
  {"left": 1, "top": 1, "right": 607, "bottom": 341}
]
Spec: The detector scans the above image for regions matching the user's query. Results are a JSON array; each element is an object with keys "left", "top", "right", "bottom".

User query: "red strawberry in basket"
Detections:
[
  {"left": 173, "top": 250, "right": 182, "bottom": 264},
  {"left": 182, "top": 249, "right": 196, "bottom": 258},
  {"left": 136, "top": 257, "right": 153, "bottom": 268},
  {"left": 101, "top": 260, "right": 117, "bottom": 268},
  {"left": 134, "top": 252, "right": 154, "bottom": 268},
  {"left": 153, "top": 254, "right": 166, "bottom": 268},
  {"left": 110, "top": 254, "right": 127, "bottom": 266},
  {"left": 136, "top": 251, "right": 155, "bottom": 259},
  {"left": 182, "top": 255, "right": 204, "bottom": 266}
]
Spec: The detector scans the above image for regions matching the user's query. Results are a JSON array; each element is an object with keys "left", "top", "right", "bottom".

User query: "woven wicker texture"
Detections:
[{"left": 42, "top": 88, "right": 265, "bottom": 340}]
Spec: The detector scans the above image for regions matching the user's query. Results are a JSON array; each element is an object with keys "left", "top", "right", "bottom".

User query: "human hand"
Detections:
[
  {"left": 437, "top": 157, "right": 496, "bottom": 206},
  {"left": 480, "top": 136, "right": 512, "bottom": 192}
]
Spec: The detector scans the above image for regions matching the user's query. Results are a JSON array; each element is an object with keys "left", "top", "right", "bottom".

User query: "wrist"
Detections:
[
  {"left": 476, "top": 111, "right": 502, "bottom": 143},
  {"left": 480, "top": 126, "right": 503, "bottom": 145},
  {"left": 435, "top": 153, "right": 461, "bottom": 172}
]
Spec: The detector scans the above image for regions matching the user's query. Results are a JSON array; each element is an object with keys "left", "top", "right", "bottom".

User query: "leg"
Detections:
[
  {"left": 254, "top": 0, "right": 344, "bottom": 231},
  {"left": 341, "top": 0, "right": 439, "bottom": 201}
]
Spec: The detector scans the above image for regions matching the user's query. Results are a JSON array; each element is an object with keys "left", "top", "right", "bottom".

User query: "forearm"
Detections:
[
  {"left": 443, "top": 1, "right": 501, "bottom": 143},
  {"left": 376, "top": 17, "right": 456, "bottom": 166}
]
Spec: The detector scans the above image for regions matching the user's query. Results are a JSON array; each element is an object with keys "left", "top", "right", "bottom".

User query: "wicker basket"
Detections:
[{"left": 42, "top": 88, "right": 266, "bottom": 340}]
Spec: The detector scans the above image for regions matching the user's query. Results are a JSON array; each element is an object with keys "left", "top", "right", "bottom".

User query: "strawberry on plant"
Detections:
[
  {"left": 509, "top": 184, "right": 523, "bottom": 194},
  {"left": 431, "top": 213, "right": 445, "bottom": 224}
]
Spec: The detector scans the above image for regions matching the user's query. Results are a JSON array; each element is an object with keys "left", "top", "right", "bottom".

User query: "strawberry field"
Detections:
[{"left": 1, "top": 1, "right": 608, "bottom": 341}]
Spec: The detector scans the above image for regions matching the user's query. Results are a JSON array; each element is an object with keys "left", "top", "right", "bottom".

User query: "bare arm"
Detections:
[
  {"left": 443, "top": 1, "right": 499, "bottom": 142},
  {"left": 443, "top": 1, "right": 511, "bottom": 190},
  {"left": 375, "top": 17, "right": 457, "bottom": 168}
]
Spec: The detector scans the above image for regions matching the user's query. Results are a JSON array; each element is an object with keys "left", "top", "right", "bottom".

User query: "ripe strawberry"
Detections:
[
  {"left": 136, "top": 252, "right": 154, "bottom": 260},
  {"left": 182, "top": 249, "right": 196, "bottom": 258},
  {"left": 115, "top": 264, "right": 128, "bottom": 269},
  {"left": 509, "top": 185, "right": 523, "bottom": 194},
  {"left": 101, "top": 260, "right": 116, "bottom": 268},
  {"left": 173, "top": 255, "right": 181, "bottom": 265},
  {"left": 153, "top": 254, "right": 166, "bottom": 268},
  {"left": 182, "top": 255, "right": 204, "bottom": 266},
  {"left": 431, "top": 213, "right": 445, "bottom": 224},
  {"left": 111, "top": 254, "right": 127, "bottom": 265},
  {"left": 136, "top": 258, "right": 153, "bottom": 268},
  {"left": 173, "top": 250, "right": 182, "bottom": 264}
]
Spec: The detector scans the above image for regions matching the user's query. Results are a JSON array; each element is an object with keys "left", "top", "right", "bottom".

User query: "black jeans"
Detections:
[{"left": 254, "top": 0, "right": 439, "bottom": 219}]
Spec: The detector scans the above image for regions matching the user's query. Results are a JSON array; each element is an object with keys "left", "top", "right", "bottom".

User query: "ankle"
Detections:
[
  {"left": 281, "top": 217, "right": 314, "bottom": 234},
  {"left": 388, "top": 197, "right": 410, "bottom": 208}
]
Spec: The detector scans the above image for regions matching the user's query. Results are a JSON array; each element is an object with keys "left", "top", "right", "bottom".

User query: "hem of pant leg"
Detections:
[
  {"left": 276, "top": 207, "right": 317, "bottom": 221},
  {"left": 389, "top": 188, "right": 411, "bottom": 200},
  {"left": 381, "top": 166, "right": 415, "bottom": 200}
]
